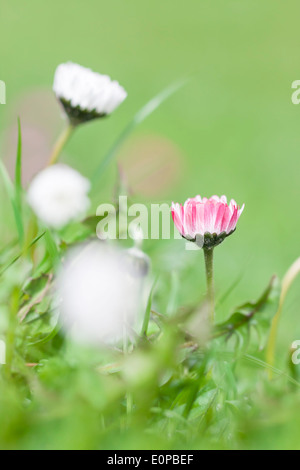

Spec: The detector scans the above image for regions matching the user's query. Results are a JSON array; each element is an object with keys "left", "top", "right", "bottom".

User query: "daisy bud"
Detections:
[
  {"left": 172, "top": 195, "right": 244, "bottom": 249},
  {"left": 53, "top": 62, "right": 127, "bottom": 125},
  {"left": 27, "top": 164, "right": 90, "bottom": 229},
  {"left": 56, "top": 242, "right": 140, "bottom": 346}
]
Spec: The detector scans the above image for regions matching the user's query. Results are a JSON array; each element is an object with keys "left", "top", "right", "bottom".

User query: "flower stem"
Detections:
[
  {"left": 266, "top": 258, "right": 300, "bottom": 379},
  {"left": 122, "top": 325, "right": 133, "bottom": 424},
  {"left": 203, "top": 247, "right": 215, "bottom": 323},
  {"left": 266, "top": 310, "right": 281, "bottom": 380},
  {"left": 47, "top": 124, "right": 74, "bottom": 166},
  {"left": 4, "top": 286, "right": 19, "bottom": 378}
]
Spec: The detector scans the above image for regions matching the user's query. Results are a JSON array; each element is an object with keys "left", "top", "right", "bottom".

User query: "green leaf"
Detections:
[
  {"left": 0, "top": 231, "right": 45, "bottom": 277},
  {"left": 0, "top": 158, "right": 24, "bottom": 244},
  {"left": 81, "top": 215, "right": 105, "bottom": 232},
  {"left": 23, "top": 274, "right": 50, "bottom": 298},
  {"left": 28, "top": 325, "right": 61, "bottom": 347},
  {"left": 19, "top": 273, "right": 53, "bottom": 323},
  {"left": 214, "top": 276, "right": 278, "bottom": 338},
  {"left": 44, "top": 230, "right": 60, "bottom": 265},
  {"left": 91, "top": 77, "right": 190, "bottom": 187},
  {"left": 59, "top": 217, "right": 104, "bottom": 244}
]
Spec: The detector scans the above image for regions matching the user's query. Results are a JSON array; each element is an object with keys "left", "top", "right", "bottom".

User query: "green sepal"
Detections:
[{"left": 59, "top": 98, "right": 107, "bottom": 126}]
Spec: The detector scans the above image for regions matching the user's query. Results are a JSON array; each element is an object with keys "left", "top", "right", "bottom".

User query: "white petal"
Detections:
[
  {"left": 27, "top": 164, "right": 90, "bottom": 229},
  {"left": 53, "top": 62, "right": 127, "bottom": 115}
]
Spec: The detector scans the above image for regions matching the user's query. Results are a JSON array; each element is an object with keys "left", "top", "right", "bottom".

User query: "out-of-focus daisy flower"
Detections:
[
  {"left": 56, "top": 242, "right": 141, "bottom": 346},
  {"left": 53, "top": 62, "right": 127, "bottom": 125},
  {"left": 27, "top": 164, "right": 90, "bottom": 229},
  {"left": 172, "top": 195, "right": 244, "bottom": 248},
  {"left": 0, "top": 340, "right": 5, "bottom": 365}
]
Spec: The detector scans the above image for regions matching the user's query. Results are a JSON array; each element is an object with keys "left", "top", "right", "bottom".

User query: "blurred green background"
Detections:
[{"left": 1, "top": 0, "right": 300, "bottom": 370}]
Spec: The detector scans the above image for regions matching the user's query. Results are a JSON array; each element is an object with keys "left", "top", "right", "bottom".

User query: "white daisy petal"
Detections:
[
  {"left": 27, "top": 164, "right": 90, "bottom": 229},
  {"left": 56, "top": 242, "right": 141, "bottom": 346},
  {"left": 53, "top": 62, "right": 127, "bottom": 124}
]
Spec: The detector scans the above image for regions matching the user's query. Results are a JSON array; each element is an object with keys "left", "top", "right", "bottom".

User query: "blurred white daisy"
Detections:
[
  {"left": 56, "top": 242, "right": 141, "bottom": 346},
  {"left": 27, "top": 164, "right": 90, "bottom": 229},
  {"left": 0, "top": 340, "right": 5, "bottom": 365},
  {"left": 53, "top": 62, "right": 127, "bottom": 125}
]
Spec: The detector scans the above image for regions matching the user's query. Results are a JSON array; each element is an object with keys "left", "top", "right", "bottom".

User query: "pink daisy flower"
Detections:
[{"left": 171, "top": 195, "right": 244, "bottom": 248}]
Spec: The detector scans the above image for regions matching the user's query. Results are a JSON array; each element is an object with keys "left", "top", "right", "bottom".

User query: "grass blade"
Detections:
[
  {"left": 15, "top": 118, "right": 23, "bottom": 221},
  {"left": 0, "top": 231, "right": 45, "bottom": 277},
  {"left": 243, "top": 354, "right": 300, "bottom": 388},
  {"left": 218, "top": 351, "right": 300, "bottom": 388},
  {"left": 0, "top": 118, "right": 24, "bottom": 245},
  {"left": 266, "top": 257, "right": 300, "bottom": 378},
  {"left": 0, "top": 159, "right": 24, "bottom": 244},
  {"left": 91, "top": 77, "right": 190, "bottom": 187},
  {"left": 141, "top": 278, "right": 157, "bottom": 337}
]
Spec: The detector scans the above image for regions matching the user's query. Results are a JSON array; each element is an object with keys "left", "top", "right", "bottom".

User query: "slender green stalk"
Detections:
[
  {"left": 0, "top": 232, "right": 45, "bottom": 278},
  {"left": 47, "top": 124, "right": 74, "bottom": 166},
  {"left": 4, "top": 287, "right": 19, "bottom": 378},
  {"left": 122, "top": 324, "right": 133, "bottom": 422},
  {"left": 266, "top": 257, "right": 300, "bottom": 379},
  {"left": 141, "top": 279, "right": 157, "bottom": 337},
  {"left": 27, "top": 124, "right": 73, "bottom": 259},
  {"left": 266, "top": 309, "right": 282, "bottom": 379},
  {"left": 91, "top": 77, "right": 190, "bottom": 187},
  {"left": 203, "top": 247, "right": 215, "bottom": 323}
]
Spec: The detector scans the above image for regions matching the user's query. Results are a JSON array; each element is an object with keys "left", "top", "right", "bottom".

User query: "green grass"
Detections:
[{"left": 0, "top": 0, "right": 300, "bottom": 450}]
